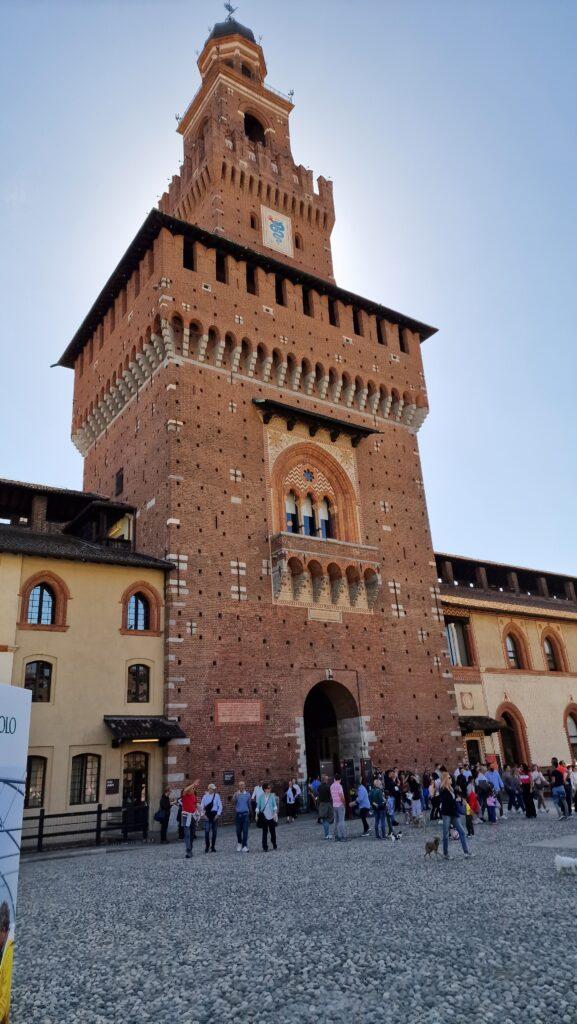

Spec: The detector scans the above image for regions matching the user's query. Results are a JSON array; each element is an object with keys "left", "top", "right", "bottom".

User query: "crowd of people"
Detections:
[{"left": 156, "top": 757, "right": 577, "bottom": 861}]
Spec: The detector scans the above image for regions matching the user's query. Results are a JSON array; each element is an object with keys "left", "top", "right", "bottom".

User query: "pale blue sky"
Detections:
[{"left": 1, "top": 1, "right": 575, "bottom": 573}]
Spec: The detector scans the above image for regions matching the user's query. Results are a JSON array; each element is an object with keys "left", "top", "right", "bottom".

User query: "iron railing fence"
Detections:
[{"left": 22, "top": 804, "right": 149, "bottom": 853}]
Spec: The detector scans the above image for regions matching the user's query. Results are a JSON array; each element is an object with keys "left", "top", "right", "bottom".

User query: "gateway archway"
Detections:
[
  {"left": 303, "top": 681, "right": 362, "bottom": 778},
  {"left": 497, "top": 704, "right": 529, "bottom": 766}
]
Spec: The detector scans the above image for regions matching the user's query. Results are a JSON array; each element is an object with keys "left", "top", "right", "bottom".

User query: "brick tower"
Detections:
[{"left": 60, "top": 15, "right": 460, "bottom": 797}]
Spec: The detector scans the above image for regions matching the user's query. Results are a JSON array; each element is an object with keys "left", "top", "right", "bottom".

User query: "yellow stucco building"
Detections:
[
  {"left": 0, "top": 479, "right": 181, "bottom": 838},
  {"left": 437, "top": 553, "right": 577, "bottom": 768}
]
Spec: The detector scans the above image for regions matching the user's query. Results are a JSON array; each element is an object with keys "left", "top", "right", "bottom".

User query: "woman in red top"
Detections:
[
  {"left": 466, "top": 781, "right": 481, "bottom": 820},
  {"left": 519, "top": 764, "right": 536, "bottom": 818},
  {"left": 181, "top": 780, "right": 199, "bottom": 859}
]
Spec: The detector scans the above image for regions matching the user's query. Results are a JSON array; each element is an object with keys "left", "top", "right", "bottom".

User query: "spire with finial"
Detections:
[{"left": 224, "top": 2, "right": 238, "bottom": 19}]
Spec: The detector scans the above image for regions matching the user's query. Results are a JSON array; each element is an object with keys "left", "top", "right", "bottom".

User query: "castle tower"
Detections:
[
  {"left": 160, "top": 17, "right": 335, "bottom": 280},
  {"left": 59, "top": 15, "right": 460, "bottom": 796}
]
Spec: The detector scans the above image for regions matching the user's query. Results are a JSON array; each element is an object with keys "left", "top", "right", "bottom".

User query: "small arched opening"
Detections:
[{"left": 244, "top": 113, "right": 266, "bottom": 146}]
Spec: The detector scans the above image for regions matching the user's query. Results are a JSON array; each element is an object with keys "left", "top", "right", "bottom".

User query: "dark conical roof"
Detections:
[{"left": 206, "top": 19, "right": 256, "bottom": 45}]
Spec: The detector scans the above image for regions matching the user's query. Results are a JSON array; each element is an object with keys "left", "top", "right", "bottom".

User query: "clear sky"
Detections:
[{"left": 1, "top": 1, "right": 575, "bottom": 573}]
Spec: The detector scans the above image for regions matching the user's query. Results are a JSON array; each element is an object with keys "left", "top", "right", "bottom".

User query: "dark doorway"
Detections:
[
  {"left": 500, "top": 713, "right": 520, "bottom": 765},
  {"left": 303, "top": 681, "right": 360, "bottom": 778},
  {"left": 304, "top": 686, "right": 339, "bottom": 777},
  {"left": 123, "top": 751, "right": 149, "bottom": 805},
  {"left": 466, "top": 739, "right": 482, "bottom": 765}
]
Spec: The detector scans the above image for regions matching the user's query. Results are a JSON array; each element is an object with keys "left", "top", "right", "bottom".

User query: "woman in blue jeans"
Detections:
[{"left": 440, "top": 773, "right": 471, "bottom": 860}]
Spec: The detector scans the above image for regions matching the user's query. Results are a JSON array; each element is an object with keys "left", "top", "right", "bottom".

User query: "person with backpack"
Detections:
[
  {"left": 255, "top": 782, "right": 279, "bottom": 851},
  {"left": 200, "top": 783, "right": 223, "bottom": 853},
  {"left": 474, "top": 767, "right": 492, "bottom": 821}
]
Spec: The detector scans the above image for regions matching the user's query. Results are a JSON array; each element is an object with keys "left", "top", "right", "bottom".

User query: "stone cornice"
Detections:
[{"left": 441, "top": 592, "right": 577, "bottom": 623}]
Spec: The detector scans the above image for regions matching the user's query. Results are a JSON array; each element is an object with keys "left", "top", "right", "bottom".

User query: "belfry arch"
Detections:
[{"left": 303, "top": 680, "right": 363, "bottom": 778}]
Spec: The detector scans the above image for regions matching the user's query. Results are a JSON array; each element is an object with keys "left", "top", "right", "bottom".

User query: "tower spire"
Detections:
[{"left": 224, "top": 2, "right": 238, "bottom": 19}]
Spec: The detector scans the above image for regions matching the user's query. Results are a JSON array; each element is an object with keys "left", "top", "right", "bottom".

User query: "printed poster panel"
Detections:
[
  {"left": 261, "top": 206, "right": 294, "bottom": 257},
  {"left": 0, "top": 684, "right": 32, "bottom": 1023}
]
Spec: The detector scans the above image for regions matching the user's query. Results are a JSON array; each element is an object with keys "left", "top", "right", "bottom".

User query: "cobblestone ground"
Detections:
[{"left": 12, "top": 809, "right": 577, "bottom": 1024}]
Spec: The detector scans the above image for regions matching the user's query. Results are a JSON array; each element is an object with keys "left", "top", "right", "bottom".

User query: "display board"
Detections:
[{"left": 0, "top": 684, "right": 32, "bottom": 1022}]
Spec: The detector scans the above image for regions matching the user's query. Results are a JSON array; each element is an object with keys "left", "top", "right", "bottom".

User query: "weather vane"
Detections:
[{"left": 224, "top": 2, "right": 238, "bottom": 20}]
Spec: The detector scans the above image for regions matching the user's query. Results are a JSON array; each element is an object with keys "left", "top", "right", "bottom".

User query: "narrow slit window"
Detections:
[
  {"left": 275, "top": 275, "right": 286, "bottom": 306},
  {"left": 246, "top": 263, "right": 257, "bottom": 295},
  {"left": 215, "top": 252, "right": 227, "bottom": 284},
  {"left": 183, "top": 238, "right": 196, "bottom": 271}
]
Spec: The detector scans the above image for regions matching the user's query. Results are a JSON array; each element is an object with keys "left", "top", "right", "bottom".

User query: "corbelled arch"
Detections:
[{"left": 270, "top": 440, "right": 360, "bottom": 542}]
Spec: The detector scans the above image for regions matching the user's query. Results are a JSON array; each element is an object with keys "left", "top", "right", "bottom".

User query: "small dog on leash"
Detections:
[
  {"left": 555, "top": 854, "right": 577, "bottom": 875},
  {"left": 424, "top": 836, "right": 440, "bottom": 858}
]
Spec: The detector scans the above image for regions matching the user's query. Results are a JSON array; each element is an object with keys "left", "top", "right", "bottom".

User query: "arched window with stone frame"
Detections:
[
  {"left": 542, "top": 632, "right": 566, "bottom": 673},
  {"left": 504, "top": 630, "right": 529, "bottom": 670}
]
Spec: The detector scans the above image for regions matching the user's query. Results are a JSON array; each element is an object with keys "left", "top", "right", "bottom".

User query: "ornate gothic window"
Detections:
[
  {"left": 318, "top": 498, "right": 333, "bottom": 540},
  {"left": 285, "top": 491, "right": 299, "bottom": 534},
  {"left": 301, "top": 494, "right": 315, "bottom": 537}
]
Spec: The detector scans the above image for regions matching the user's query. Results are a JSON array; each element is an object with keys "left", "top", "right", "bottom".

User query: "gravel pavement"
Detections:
[{"left": 12, "top": 809, "right": 577, "bottom": 1023}]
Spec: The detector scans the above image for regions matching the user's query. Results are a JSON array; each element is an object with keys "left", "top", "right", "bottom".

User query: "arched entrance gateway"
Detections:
[
  {"left": 496, "top": 703, "right": 530, "bottom": 766},
  {"left": 303, "top": 681, "right": 363, "bottom": 778}
]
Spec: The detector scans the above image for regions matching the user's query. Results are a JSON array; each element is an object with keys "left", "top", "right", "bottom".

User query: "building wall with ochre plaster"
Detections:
[{"left": 0, "top": 552, "right": 166, "bottom": 816}]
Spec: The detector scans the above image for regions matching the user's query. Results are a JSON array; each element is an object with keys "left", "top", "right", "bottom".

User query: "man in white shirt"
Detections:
[{"left": 200, "top": 783, "right": 223, "bottom": 853}]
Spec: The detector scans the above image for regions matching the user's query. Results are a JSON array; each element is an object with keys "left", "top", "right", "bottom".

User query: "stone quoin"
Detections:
[{"left": 58, "top": 15, "right": 461, "bottom": 798}]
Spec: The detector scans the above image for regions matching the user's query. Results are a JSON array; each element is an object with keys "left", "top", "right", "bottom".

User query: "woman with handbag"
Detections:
[{"left": 256, "top": 782, "right": 279, "bottom": 852}]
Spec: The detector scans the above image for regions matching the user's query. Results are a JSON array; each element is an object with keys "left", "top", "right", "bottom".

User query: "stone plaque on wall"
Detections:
[{"left": 215, "top": 700, "right": 263, "bottom": 726}]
